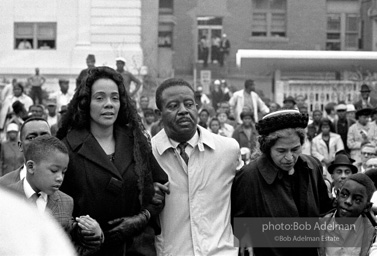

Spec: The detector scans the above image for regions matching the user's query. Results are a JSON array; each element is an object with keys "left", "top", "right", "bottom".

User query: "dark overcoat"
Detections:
[
  {"left": 231, "top": 154, "right": 333, "bottom": 256},
  {"left": 61, "top": 126, "right": 168, "bottom": 256}
]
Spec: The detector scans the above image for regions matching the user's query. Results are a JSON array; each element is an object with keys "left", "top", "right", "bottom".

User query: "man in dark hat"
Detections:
[
  {"left": 76, "top": 54, "right": 96, "bottom": 88},
  {"left": 328, "top": 153, "right": 358, "bottom": 198},
  {"left": 334, "top": 103, "right": 355, "bottom": 154},
  {"left": 283, "top": 96, "right": 296, "bottom": 109},
  {"left": 354, "top": 84, "right": 377, "bottom": 110},
  {"left": 347, "top": 108, "right": 373, "bottom": 164}
]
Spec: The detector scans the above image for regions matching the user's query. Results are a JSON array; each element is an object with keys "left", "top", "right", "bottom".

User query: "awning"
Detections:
[{"left": 236, "top": 49, "right": 377, "bottom": 74}]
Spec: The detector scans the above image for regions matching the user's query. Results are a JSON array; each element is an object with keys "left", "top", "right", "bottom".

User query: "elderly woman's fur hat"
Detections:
[{"left": 256, "top": 109, "right": 308, "bottom": 136}]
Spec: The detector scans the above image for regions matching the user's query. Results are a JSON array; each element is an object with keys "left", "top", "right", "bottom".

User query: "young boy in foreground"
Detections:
[
  {"left": 319, "top": 173, "right": 377, "bottom": 256},
  {"left": 8, "top": 135, "right": 103, "bottom": 255}
]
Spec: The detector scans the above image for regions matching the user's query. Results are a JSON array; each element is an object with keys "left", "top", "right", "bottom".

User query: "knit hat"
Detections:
[{"left": 256, "top": 109, "right": 308, "bottom": 136}]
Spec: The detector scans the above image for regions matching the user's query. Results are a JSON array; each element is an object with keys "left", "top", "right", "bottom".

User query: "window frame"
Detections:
[
  {"left": 325, "top": 13, "right": 359, "bottom": 51},
  {"left": 14, "top": 22, "right": 57, "bottom": 50},
  {"left": 251, "top": 0, "right": 287, "bottom": 38}
]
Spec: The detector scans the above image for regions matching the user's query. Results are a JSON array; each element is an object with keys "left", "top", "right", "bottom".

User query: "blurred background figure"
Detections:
[
  {"left": 0, "top": 123, "right": 23, "bottom": 176},
  {"left": 346, "top": 104, "right": 356, "bottom": 121},
  {"left": 46, "top": 99, "right": 58, "bottom": 127},
  {"left": 334, "top": 103, "right": 355, "bottom": 154},
  {"left": 358, "top": 143, "right": 377, "bottom": 173},
  {"left": 0, "top": 82, "right": 33, "bottom": 131},
  {"left": 27, "top": 68, "right": 46, "bottom": 104},
  {"left": 209, "top": 117, "right": 221, "bottom": 135},
  {"left": 232, "top": 111, "right": 258, "bottom": 155},
  {"left": 211, "top": 79, "right": 227, "bottom": 111},
  {"left": 51, "top": 105, "right": 68, "bottom": 137},
  {"left": 324, "top": 102, "right": 337, "bottom": 123},
  {"left": 307, "top": 110, "right": 323, "bottom": 137},
  {"left": 282, "top": 96, "right": 296, "bottom": 109},
  {"left": 76, "top": 54, "right": 96, "bottom": 88},
  {"left": 51, "top": 78, "right": 73, "bottom": 113},
  {"left": 302, "top": 125, "right": 317, "bottom": 156},
  {"left": 219, "top": 33, "right": 230, "bottom": 67},
  {"left": 311, "top": 118, "right": 344, "bottom": 180},
  {"left": 229, "top": 79, "right": 269, "bottom": 124},
  {"left": 268, "top": 102, "right": 281, "bottom": 113},
  {"left": 217, "top": 111, "right": 234, "bottom": 137},
  {"left": 240, "top": 147, "right": 251, "bottom": 165},
  {"left": 198, "top": 109, "right": 210, "bottom": 129},
  {"left": 297, "top": 103, "right": 309, "bottom": 116},
  {"left": 295, "top": 94, "right": 306, "bottom": 106},
  {"left": 28, "top": 104, "right": 44, "bottom": 118},
  {"left": 142, "top": 108, "right": 156, "bottom": 137},
  {"left": 354, "top": 84, "right": 377, "bottom": 110},
  {"left": 347, "top": 108, "right": 373, "bottom": 164},
  {"left": 115, "top": 57, "right": 142, "bottom": 99},
  {"left": 366, "top": 158, "right": 377, "bottom": 172}
]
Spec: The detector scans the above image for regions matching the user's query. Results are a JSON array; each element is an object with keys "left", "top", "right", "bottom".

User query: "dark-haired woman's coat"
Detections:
[
  {"left": 231, "top": 154, "right": 333, "bottom": 256},
  {"left": 61, "top": 126, "right": 168, "bottom": 256}
]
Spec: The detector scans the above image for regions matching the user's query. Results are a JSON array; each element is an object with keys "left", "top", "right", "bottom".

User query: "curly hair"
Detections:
[
  {"left": 56, "top": 66, "right": 153, "bottom": 206},
  {"left": 259, "top": 128, "right": 306, "bottom": 155},
  {"left": 57, "top": 66, "right": 142, "bottom": 135}
]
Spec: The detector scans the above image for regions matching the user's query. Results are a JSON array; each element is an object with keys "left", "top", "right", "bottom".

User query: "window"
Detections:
[
  {"left": 251, "top": 0, "right": 287, "bottom": 38},
  {"left": 326, "top": 14, "right": 359, "bottom": 50},
  {"left": 197, "top": 17, "right": 223, "bottom": 63},
  {"left": 345, "top": 15, "right": 359, "bottom": 49},
  {"left": 14, "top": 22, "right": 56, "bottom": 50},
  {"left": 159, "top": 0, "right": 173, "bottom": 14},
  {"left": 326, "top": 14, "right": 341, "bottom": 50},
  {"left": 158, "top": 23, "right": 173, "bottom": 48}
]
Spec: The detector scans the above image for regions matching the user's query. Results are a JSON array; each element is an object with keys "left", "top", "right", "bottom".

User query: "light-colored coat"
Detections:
[
  {"left": 347, "top": 122, "right": 374, "bottom": 164},
  {"left": 229, "top": 89, "right": 269, "bottom": 124},
  {"left": 152, "top": 126, "right": 240, "bottom": 256},
  {"left": 312, "top": 132, "right": 344, "bottom": 180},
  {"left": 311, "top": 132, "right": 344, "bottom": 163}
]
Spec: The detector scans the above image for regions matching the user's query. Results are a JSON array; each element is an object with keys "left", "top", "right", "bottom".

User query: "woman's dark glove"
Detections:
[
  {"left": 105, "top": 211, "right": 149, "bottom": 245},
  {"left": 146, "top": 182, "right": 170, "bottom": 216}
]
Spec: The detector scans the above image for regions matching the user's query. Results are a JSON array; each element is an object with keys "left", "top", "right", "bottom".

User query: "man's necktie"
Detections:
[
  {"left": 29, "top": 192, "right": 39, "bottom": 205},
  {"left": 178, "top": 142, "right": 189, "bottom": 165}
]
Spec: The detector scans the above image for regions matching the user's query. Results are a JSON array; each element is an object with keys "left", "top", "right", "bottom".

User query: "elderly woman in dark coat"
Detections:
[
  {"left": 232, "top": 109, "right": 333, "bottom": 256},
  {"left": 57, "top": 67, "right": 168, "bottom": 256}
]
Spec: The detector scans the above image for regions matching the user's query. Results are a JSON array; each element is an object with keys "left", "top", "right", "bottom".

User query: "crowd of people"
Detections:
[{"left": 2, "top": 60, "right": 377, "bottom": 255}]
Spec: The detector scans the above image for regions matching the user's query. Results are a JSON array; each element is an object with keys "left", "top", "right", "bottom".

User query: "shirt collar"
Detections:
[
  {"left": 23, "top": 177, "right": 48, "bottom": 202},
  {"left": 20, "top": 164, "right": 27, "bottom": 181},
  {"left": 155, "top": 125, "right": 216, "bottom": 155},
  {"left": 330, "top": 210, "right": 364, "bottom": 234}
]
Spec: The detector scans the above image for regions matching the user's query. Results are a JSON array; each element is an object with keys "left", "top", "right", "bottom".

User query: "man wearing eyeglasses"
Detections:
[{"left": 359, "top": 143, "right": 377, "bottom": 173}]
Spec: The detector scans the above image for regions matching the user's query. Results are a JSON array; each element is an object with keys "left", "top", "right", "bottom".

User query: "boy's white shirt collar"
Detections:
[{"left": 23, "top": 177, "right": 48, "bottom": 212}]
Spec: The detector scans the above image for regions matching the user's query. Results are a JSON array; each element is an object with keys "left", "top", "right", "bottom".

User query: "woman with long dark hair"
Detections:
[{"left": 57, "top": 66, "right": 168, "bottom": 256}]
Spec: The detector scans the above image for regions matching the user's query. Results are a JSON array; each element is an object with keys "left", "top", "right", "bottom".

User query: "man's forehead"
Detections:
[
  {"left": 23, "top": 121, "right": 50, "bottom": 134},
  {"left": 362, "top": 146, "right": 376, "bottom": 153},
  {"left": 367, "top": 158, "right": 377, "bottom": 166},
  {"left": 333, "top": 166, "right": 351, "bottom": 172}
]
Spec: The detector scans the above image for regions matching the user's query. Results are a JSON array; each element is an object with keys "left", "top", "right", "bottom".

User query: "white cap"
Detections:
[
  {"left": 116, "top": 57, "right": 126, "bottom": 64},
  {"left": 214, "top": 80, "right": 221, "bottom": 85},
  {"left": 7, "top": 123, "right": 19, "bottom": 133},
  {"left": 346, "top": 104, "right": 356, "bottom": 113},
  {"left": 335, "top": 104, "right": 347, "bottom": 111}
]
